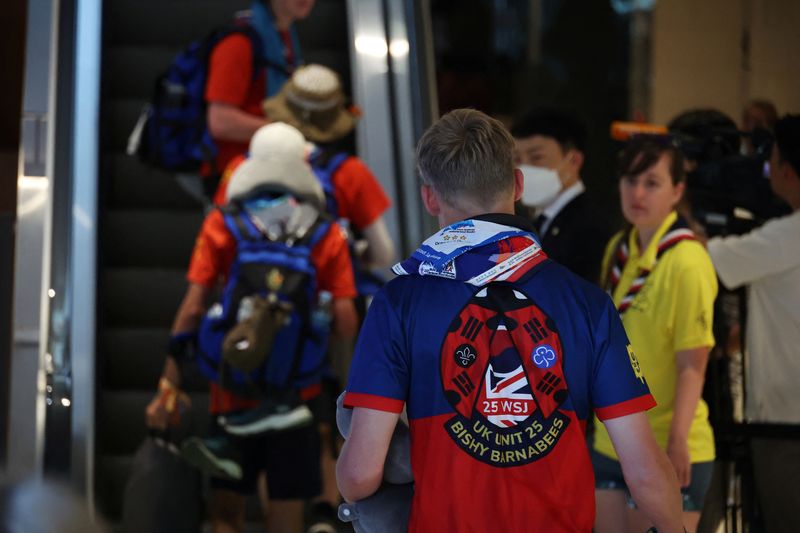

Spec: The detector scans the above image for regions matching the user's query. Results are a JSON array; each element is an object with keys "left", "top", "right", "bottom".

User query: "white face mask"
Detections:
[{"left": 519, "top": 164, "right": 561, "bottom": 208}]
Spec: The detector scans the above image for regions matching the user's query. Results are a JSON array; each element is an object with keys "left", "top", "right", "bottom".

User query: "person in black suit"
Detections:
[{"left": 511, "top": 108, "right": 614, "bottom": 284}]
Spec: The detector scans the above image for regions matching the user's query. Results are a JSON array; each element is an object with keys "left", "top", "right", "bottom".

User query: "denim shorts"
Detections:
[{"left": 590, "top": 448, "right": 712, "bottom": 511}]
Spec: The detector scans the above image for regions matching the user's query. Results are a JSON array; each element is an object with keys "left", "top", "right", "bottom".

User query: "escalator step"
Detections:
[
  {"left": 105, "top": 0, "right": 346, "bottom": 49},
  {"left": 101, "top": 327, "right": 169, "bottom": 390},
  {"left": 95, "top": 453, "right": 133, "bottom": 522},
  {"left": 105, "top": 0, "right": 250, "bottom": 47},
  {"left": 101, "top": 268, "right": 188, "bottom": 327},
  {"left": 105, "top": 45, "right": 179, "bottom": 101},
  {"left": 97, "top": 390, "right": 210, "bottom": 456},
  {"left": 101, "top": 327, "right": 214, "bottom": 393},
  {"left": 106, "top": 152, "right": 202, "bottom": 210},
  {"left": 102, "top": 209, "right": 203, "bottom": 268}
]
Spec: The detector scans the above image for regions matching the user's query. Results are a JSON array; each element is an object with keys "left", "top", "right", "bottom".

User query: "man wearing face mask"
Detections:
[{"left": 511, "top": 108, "right": 614, "bottom": 283}]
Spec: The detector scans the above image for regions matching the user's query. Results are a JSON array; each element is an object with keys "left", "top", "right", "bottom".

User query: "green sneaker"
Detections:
[
  {"left": 180, "top": 436, "right": 242, "bottom": 480},
  {"left": 219, "top": 393, "right": 313, "bottom": 436}
]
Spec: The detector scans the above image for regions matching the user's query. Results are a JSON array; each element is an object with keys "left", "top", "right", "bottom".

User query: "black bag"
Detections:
[{"left": 121, "top": 436, "right": 203, "bottom": 533}]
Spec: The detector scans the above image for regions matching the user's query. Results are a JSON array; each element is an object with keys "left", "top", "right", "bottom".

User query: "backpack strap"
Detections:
[
  {"left": 272, "top": 214, "right": 333, "bottom": 391},
  {"left": 231, "top": 24, "right": 295, "bottom": 81},
  {"left": 219, "top": 203, "right": 262, "bottom": 244},
  {"left": 311, "top": 151, "right": 350, "bottom": 219},
  {"left": 222, "top": 193, "right": 333, "bottom": 247},
  {"left": 304, "top": 217, "right": 333, "bottom": 248}
]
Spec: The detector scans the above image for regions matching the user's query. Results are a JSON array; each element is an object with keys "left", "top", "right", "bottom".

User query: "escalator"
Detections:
[{"left": 94, "top": 0, "right": 352, "bottom": 522}]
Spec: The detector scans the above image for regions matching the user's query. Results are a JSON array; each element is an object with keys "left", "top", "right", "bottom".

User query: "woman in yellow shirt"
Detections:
[{"left": 592, "top": 137, "right": 717, "bottom": 533}]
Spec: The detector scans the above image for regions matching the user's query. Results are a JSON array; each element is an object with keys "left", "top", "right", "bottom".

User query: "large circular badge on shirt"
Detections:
[{"left": 439, "top": 283, "right": 571, "bottom": 467}]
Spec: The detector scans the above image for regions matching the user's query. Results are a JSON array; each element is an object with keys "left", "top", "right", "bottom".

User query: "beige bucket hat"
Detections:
[{"left": 262, "top": 64, "right": 358, "bottom": 143}]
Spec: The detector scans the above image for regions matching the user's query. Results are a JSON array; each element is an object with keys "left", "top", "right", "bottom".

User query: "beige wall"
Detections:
[
  {"left": 649, "top": 0, "right": 799, "bottom": 126},
  {"left": 748, "top": 0, "right": 800, "bottom": 116},
  {"left": 650, "top": 0, "right": 743, "bottom": 124}
]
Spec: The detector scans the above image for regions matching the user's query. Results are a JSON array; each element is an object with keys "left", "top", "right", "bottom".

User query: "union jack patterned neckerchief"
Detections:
[{"left": 607, "top": 217, "right": 696, "bottom": 315}]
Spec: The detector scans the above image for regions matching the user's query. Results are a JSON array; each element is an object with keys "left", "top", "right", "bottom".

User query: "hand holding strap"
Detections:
[{"left": 157, "top": 377, "right": 191, "bottom": 425}]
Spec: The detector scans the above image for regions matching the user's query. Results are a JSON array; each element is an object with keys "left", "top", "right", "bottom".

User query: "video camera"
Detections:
[{"left": 612, "top": 115, "right": 790, "bottom": 236}]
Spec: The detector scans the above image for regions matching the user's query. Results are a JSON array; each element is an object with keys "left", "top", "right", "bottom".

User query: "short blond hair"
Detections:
[{"left": 416, "top": 109, "right": 515, "bottom": 208}]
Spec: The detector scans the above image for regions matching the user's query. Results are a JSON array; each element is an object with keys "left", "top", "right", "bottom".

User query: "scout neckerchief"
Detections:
[
  {"left": 607, "top": 214, "right": 695, "bottom": 315},
  {"left": 392, "top": 218, "right": 548, "bottom": 286}
]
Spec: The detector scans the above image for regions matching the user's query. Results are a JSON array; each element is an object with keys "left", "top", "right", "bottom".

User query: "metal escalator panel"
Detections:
[
  {"left": 38, "top": 0, "right": 102, "bottom": 506},
  {"left": 346, "top": 0, "right": 439, "bottom": 257}
]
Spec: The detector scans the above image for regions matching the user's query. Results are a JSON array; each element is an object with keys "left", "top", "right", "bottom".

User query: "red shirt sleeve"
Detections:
[
  {"left": 204, "top": 35, "right": 265, "bottom": 174},
  {"left": 594, "top": 394, "right": 657, "bottom": 421},
  {"left": 205, "top": 33, "right": 256, "bottom": 106},
  {"left": 343, "top": 392, "right": 405, "bottom": 413},
  {"left": 311, "top": 222, "right": 357, "bottom": 299},
  {"left": 332, "top": 157, "right": 392, "bottom": 230},
  {"left": 186, "top": 210, "right": 237, "bottom": 288}
]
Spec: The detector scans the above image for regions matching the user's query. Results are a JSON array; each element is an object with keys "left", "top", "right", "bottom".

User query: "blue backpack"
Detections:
[
  {"left": 312, "top": 152, "right": 385, "bottom": 296},
  {"left": 196, "top": 193, "right": 332, "bottom": 396},
  {"left": 129, "top": 24, "right": 266, "bottom": 173}
]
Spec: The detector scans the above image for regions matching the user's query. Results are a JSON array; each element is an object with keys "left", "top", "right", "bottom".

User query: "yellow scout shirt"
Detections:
[{"left": 593, "top": 211, "right": 717, "bottom": 462}]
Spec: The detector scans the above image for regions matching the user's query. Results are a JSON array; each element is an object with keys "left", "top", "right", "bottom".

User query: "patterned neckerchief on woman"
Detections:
[{"left": 606, "top": 212, "right": 696, "bottom": 314}]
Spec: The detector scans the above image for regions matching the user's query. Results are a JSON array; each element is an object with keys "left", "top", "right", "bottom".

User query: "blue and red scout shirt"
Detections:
[{"left": 344, "top": 214, "right": 655, "bottom": 532}]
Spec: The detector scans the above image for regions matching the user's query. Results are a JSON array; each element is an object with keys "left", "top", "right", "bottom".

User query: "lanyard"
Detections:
[{"left": 467, "top": 240, "right": 544, "bottom": 286}]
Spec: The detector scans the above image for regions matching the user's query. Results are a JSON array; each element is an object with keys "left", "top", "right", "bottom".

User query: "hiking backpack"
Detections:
[
  {"left": 196, "top": 192, "right": 332, "bottom": 396},
  {"left": 127, "top": 24, "right": 266, "bottom": 173}
]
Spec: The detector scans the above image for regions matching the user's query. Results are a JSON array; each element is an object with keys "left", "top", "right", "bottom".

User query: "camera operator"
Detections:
[
  {"left": 742, "top": 100, "right": 778, "bottom": 156},
  {"left": 705, "top": 114, "right": 800, "bottom": 533}
]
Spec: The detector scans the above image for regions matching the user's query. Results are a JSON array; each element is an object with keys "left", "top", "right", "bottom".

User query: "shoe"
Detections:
[
  {"left": 180, "top": 436, "right": 243, "bottom": 480},
  {"left": 219, "top": 394, "right": 313, "bottom": 436}
]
